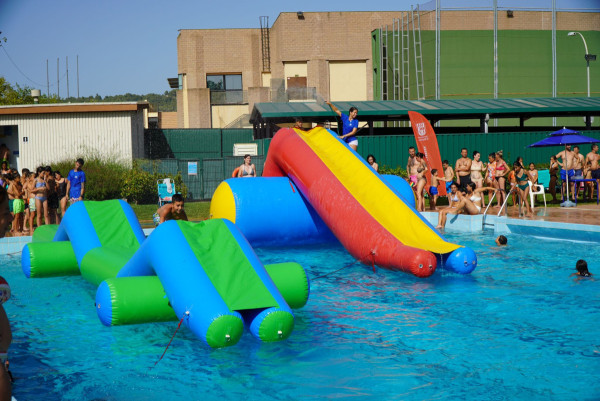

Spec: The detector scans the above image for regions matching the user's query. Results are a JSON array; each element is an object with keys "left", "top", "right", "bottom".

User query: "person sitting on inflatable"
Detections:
[{"left": 153, "top": 193, "right": 188, "bottom": 226}]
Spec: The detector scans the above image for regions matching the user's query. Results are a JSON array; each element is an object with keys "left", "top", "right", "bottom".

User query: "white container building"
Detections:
[{"left": 0, "top": 102, "right": 149, "bottom": 171}]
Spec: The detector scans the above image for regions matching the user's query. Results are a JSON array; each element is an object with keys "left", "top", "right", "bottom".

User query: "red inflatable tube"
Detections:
[{"left": 263, "top": 129, "right": 436, "bottom": 277}]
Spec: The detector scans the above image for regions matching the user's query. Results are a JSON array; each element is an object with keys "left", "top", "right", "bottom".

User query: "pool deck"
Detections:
[
  {"left": 2, "top": 204, "right": 599, "bottom": 255},
  {"left": 422, "top": 202, "right": 600, "bottom": 243}
]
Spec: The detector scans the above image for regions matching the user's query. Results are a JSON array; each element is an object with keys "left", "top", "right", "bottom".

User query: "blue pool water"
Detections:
[{"left": 2, "top": 232, "right": 599, "bottom": 400}]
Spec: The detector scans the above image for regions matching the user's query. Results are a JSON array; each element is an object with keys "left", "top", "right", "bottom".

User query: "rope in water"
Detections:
[{"left": 152, "top": 311, "right": 189, "bottom": 368}]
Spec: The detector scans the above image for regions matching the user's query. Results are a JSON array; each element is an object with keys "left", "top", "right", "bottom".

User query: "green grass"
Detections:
[{"left": 130, "top": 201, "right": 211, "bottom": 223}]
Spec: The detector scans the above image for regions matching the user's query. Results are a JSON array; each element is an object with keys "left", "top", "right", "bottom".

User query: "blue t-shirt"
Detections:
[
  {"left": 67, "top": 169, "right": 86, "bottom": 199},
  {"left": 341, "top": 113, "right": 359, "bottom": 144}
]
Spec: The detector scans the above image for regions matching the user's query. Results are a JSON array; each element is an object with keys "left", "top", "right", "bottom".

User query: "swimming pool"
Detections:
[{"left": 3, "top": 232, "right": 599, "bottom": 400}]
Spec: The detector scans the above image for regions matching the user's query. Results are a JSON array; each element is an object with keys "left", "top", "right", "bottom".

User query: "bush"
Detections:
[
  {"left": 378, "top": 165, "right": 408, "bottom": 178},
  {"left": 50, "top": 156, "right": 128, "bottom": 201},
  {"left": 121, "top": 160, "right": 188, "bottom": 204},
  {"left": 47, "top": 157, "right": 188, "bottom": 204}
]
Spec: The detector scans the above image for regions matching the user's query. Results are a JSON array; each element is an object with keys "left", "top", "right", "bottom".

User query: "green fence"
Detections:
[{"left": 145, "top": 129, "right": 600, "bottom": 200}]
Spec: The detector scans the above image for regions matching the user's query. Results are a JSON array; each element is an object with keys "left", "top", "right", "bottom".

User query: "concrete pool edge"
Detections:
[
  {"left": 1, "top": 219, "right": 598, "bottom": 256},
  {"left": 420, "top": 211, "right": 600, "bottom": 243}
]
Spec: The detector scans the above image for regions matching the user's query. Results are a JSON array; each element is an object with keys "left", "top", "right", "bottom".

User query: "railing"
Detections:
[
  {"left": 287, "top": 87, "right": 317, "bottom": 101},
  {"left": 481, "top": 190, "right": 497, "bottom": 230},
  {"left": 210, "top": 90, "right": 247, "bottom": 105}
]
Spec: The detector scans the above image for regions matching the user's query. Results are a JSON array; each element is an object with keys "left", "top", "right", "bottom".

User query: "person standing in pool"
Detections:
[
  {"left": 66, "top": 158, "right": 86, "bottom": 204},
  {"left": 325, "top": 101, "right": 359, "bottom": 151},
  {"left": 0, "top": 185, "right": 15, "bottom": 400},
  {"left": 153, "top": 193, "right": 188, "bottom": 226}
]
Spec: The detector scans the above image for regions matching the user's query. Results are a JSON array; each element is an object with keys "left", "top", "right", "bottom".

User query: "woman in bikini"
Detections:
[
  {"left": 513, "top": 162, "right": 533, "bottom": 217},
  {"left": 470, "top": 151, "right": 485, "bottom": 205},
  {"left": 237, "top": 155, "right": 256, "bottom": 178},
  {"left": 32, "top": 166, "right": 49, "bottom": 228},
  {"left": 485, "top": 152, "right": 496, "bottom": 207},
  {"left": 414, "top": 152, "right": 428, "bottom": 212},
  {"left": 436, "top": 182, "right": 462, "bottom": 229},
  {"left": 494, "top": 151, "right": 509, "bottom": 211}
]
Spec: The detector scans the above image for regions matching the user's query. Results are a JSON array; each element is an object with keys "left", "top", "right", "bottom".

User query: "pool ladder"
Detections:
[{"left": 483, "top": 187, "right": 525, "bottom": 230}]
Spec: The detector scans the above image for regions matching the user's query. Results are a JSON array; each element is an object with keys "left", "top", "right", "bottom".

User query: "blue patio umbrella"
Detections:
[{"left": 527, "top": 127, "right": 600, "bottom": 207}]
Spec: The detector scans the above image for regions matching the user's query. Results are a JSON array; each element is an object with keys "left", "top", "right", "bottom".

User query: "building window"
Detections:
[
  {"left": 207, "top": 74, "right": 242, "bottom": 91},
  {"left": 207, "top": 74, "right": 245, "bottom": 104}
]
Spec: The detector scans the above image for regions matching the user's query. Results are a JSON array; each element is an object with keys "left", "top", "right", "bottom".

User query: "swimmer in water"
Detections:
[
  {"left": 495, "top": 235, "right": 507, "bottom": 246},
  {"left": 571, "top": 259, "right": 593, "bottom": 278}
]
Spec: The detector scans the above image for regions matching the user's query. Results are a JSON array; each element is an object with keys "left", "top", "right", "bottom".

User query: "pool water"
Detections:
[{"left": 2, "top": 232, "right": 599, "bottom": 400}]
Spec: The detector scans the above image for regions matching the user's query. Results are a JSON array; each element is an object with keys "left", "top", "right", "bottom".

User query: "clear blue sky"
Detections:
[{"left": 0, "top": 0, "right": 597, "bottom": 97}]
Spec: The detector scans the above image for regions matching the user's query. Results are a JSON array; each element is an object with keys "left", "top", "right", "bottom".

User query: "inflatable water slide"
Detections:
[
  {"left": 22, "top": 200, "right": 309, "bottom": 348},
  {"left": 211, "top": 127, "right": 477, "bottom": 277}
]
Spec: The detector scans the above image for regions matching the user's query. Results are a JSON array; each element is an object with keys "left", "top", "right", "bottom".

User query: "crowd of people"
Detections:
[
  {"left": 0, "top": 154, "right": 86, "bottom": 236},
  {"left": 396, "top": 144, "right": 600, "bottom": 229}
]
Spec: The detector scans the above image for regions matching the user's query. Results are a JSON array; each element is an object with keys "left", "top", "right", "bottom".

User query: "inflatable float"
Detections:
[
  {"left": 22, "top": 200, "right": 309, "bottom": 348},
  {"left": 212, "top": 127, "right": 477, "bottom": 276}
]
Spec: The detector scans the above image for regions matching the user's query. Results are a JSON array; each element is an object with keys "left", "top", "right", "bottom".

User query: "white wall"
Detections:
[{"left": 0, "top": 111, "right": 143, "bottom": 170}]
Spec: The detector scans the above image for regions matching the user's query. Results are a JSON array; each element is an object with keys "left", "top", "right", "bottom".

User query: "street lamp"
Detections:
[{"left": 568, "top": 31, "right": 596, "bottom": 97}]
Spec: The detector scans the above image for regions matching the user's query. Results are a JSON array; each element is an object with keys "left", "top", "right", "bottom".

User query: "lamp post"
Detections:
[{"left": 568, "top": 31, "right": 596, "bottom": 97}]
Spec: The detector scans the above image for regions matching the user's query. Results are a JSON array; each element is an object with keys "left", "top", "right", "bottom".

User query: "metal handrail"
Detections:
[{"left": 481, "top": 190, "right": 497, "bottom": 229}]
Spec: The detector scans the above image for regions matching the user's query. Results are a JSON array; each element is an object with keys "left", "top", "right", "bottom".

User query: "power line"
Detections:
[{"left": 0, "top": 44, "right": 68, "bottom": 90}]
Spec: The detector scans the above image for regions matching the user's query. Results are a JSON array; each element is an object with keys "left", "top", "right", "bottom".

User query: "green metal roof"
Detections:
[{"left": 250, "top": 97, "right": 600, "bottom": 123}]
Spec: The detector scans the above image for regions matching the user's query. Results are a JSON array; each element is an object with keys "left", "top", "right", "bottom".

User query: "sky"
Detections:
[{"left": 0, "top": 0, "right": 598, "bottom": 98}]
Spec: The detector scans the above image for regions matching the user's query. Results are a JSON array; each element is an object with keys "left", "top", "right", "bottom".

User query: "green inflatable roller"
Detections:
[{"left": 96, "top": 262, "right": 310, "bottom": 326}]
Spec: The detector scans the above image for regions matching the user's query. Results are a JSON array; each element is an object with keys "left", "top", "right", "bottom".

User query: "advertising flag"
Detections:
[{"left": 408, "top": 111, "right": 447, "bottom": 196}]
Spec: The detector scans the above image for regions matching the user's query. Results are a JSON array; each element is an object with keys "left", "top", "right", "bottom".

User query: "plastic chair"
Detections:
[
  {"left": 157, "top": 178, "right": 176, "bottom": 207},
  {"left": 528, "top": 180, "right": 546, "bottom": 210}
]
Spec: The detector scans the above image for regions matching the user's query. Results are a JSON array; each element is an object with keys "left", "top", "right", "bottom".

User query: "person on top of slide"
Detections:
[{"left": 325, "top": 101, "right": 359, "bottom": 151}]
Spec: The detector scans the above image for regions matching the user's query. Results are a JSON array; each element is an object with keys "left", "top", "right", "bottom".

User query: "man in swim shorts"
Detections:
[
  {"left": 585, "top": 144, "right": 600, "bottom": 198},
  {"left": 153, "top": 193, "right": 188, "bottom": 226},
  {"left": 443, "top": 160, "right": 454, "bottom": 192},
  {"left": 455, "top": 148, "right": 472, "bottom": 193},
  {"left": 407, "top": 147, "right": 420, "bottom": 187}
]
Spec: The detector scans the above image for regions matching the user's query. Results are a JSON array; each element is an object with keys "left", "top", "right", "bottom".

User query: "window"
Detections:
[{"left": 206, "top": 74, "right": 242, "bottom": 91}]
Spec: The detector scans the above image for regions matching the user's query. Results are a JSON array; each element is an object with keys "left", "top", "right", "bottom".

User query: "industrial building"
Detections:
[{"left": 171, "top": 8, "right": 599, "bottom": 130}]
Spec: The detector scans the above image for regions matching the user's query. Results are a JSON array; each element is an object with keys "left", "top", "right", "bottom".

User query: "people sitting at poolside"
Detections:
[
  {"left": 153, "top": 193, "right": 188, "bottom": 226},
  {"left": 436, "top": 182, "right": 460, "bottom": 229},
  {"left": 571, "top": 259, "right": 593, "bottom": 278},
  {"left": 495, "top": 235, "right": 508, "bottom": 246},
  {"left": 436, "top": 182, "right": 497, "bottom": 229}
]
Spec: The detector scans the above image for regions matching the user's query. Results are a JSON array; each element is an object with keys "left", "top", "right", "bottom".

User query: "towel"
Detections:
[{"left": 164, "top": 178, "right": 173, "bottom": 194}]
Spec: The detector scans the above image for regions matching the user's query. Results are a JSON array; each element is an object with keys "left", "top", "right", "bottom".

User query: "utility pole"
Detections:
[
  {"left": 66, "top": 56, "right": 69, "bottom": 99},
  {"left": 57, "top": 57, "right": 60, "bottom": 99}
]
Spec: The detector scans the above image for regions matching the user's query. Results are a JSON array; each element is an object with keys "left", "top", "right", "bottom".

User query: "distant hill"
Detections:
[{"left": 64, "top": 90, "right": 177, "bottom": 112}]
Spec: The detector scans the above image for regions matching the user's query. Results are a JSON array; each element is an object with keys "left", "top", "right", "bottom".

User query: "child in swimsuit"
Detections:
[{"left": 429, "top": 169, "right": 450, "bottom": 211}]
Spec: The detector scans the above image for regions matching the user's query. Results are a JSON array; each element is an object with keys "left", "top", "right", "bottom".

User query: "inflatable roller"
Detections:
[
  {"left": 21, "top": 241, "right": 79, "bottom": 278},
  {"left": 31, "top": 224, "right": 59, "bottom": 242},
  {"left": 96, "top": 262, "right": 310, "bottom": 326},
  {"left": 210, "top": 175, "right": 414, "bottom": 247}
]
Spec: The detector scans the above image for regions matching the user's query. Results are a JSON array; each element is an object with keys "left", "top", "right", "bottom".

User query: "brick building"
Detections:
[{"left": 172, "top": 10, "right": 599, "bottom": 129}]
